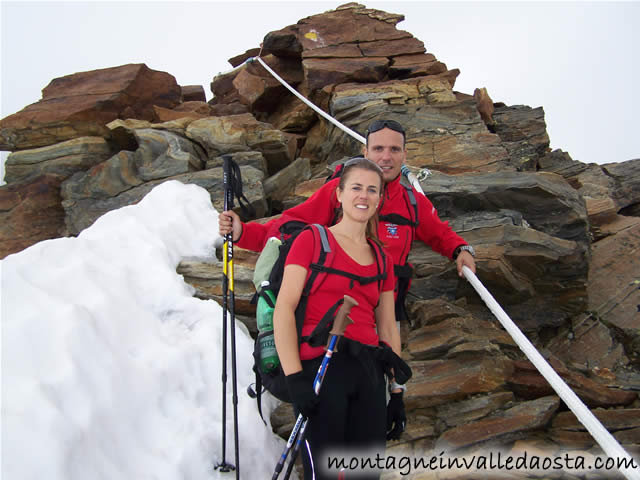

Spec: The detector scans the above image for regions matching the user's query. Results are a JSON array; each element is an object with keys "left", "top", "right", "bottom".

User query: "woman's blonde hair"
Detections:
[{"left": 337, "top": 157, "right": 384, "bottom": 247}]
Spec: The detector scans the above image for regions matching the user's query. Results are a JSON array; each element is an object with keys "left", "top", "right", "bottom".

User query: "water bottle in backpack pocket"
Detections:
[{"left": 256, "top": 281, "right": 279, "bottom": 374}]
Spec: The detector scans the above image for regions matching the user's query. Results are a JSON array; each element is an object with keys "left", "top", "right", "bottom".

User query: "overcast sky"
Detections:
[{"left": 1, "top": 1, "right": 639, "bottom": 183}]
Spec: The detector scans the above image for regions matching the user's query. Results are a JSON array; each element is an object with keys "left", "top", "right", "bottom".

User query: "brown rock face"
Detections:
[
  {"left": 262, "top": 4, "right": 408, "bottom": 59},
  {"left": 0, "top": 175, "right": 66, "bottom": 259},
  {"left": 4, "top": 137, "right": 114, "bottom": 184},
  {"left": 180, "top": 85, "right": 206, "bottom": 102},
  {"left": 0, "top": 64, "right": 181, "bottom": 151},
  {"left": 587, "top": 218, "right": 640, "bottom": 356},
  {"left": 436, "top": 396, "right": 560, "bottom": 451}
]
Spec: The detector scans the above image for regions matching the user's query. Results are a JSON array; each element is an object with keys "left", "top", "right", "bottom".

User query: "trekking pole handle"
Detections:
[{"left": 222, "top": 155, "right": 233, "bottom": 219}]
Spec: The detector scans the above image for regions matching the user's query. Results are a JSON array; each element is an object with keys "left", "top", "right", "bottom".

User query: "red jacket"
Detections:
[{"left": 237, "top": 175, "right": 467, "bottom": 268}]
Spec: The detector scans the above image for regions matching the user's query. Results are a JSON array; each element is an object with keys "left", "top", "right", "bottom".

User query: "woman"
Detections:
[{"left": 274, "top": 157, "right": 406, "bottom": 480}]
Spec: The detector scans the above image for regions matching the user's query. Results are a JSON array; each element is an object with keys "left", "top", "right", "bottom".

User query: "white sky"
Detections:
[
  {"left": 1, "top": 0, "right": 639, "bottom": 184},
  {"left": 1, "top": 180, "right": 295, "bottom": 479}
]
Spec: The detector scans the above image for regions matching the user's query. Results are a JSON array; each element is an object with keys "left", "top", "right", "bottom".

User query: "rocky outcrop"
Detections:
[
  {"left": 0, "top": 175, "right": 66, "bottom": 258},
  {"left": 0, "top": 64, "right": 181, "bottom": 151},
  {"left": 4, "top": 137, "right": 115, "bottom": 184},
  {"left": 1, "top": 2, "right": 639, "bottom": 467}
]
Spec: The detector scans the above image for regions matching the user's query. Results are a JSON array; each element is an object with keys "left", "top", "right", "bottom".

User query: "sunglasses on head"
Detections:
[
  {"left": 343, "top": 156, "right": 383, "bottom": 172},
  {"left": 365, "top": 120, "right": 406, "bottom": 141}
]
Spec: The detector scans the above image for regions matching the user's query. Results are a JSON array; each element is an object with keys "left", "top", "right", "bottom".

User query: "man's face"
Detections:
[{"left": 363, "top": 128, "right": 406, "bottom": 183}]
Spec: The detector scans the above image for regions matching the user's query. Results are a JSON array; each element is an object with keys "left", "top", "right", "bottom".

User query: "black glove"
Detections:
[
  {"left": 285, "top": 371, "right": 319, "bottom": 418},
  {"left": 386, "top": 392, "right": 406, "bottom": 440}
]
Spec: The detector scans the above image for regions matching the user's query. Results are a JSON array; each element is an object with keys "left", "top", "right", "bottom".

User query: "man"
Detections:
[{"left": 219, "top": 119, "right": 477, "bottom": 320}]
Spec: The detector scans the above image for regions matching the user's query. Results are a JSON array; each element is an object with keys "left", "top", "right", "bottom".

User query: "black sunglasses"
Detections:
[{"left": 365, "top": 120, "right": 406, "bottom": 141}]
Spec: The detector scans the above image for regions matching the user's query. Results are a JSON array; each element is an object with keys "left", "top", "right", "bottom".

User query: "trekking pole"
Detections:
[
  {"left": 215, "top": 155, "right": 240, "bottom": 477},
  {"left": 272, "top": 295, "right": 358, "bottom": 480}
]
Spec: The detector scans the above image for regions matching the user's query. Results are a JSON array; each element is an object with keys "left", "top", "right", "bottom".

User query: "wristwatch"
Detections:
[{"left": 453, "top": 245, "right": 475, "bottom": 260}]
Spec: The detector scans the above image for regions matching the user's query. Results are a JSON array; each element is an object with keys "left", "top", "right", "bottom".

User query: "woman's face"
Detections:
[{"left": 336, "top": 167, "right": 382, "bottom": 222}]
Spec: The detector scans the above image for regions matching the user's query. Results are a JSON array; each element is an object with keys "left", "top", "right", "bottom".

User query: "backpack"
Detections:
[{"left": 248, "top": 221, "right": 388, "bottom": 421}]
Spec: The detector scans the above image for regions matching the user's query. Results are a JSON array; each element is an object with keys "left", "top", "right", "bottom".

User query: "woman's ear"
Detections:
[{"left": 335, "top": 187, "right": 342, "bottom": 204}]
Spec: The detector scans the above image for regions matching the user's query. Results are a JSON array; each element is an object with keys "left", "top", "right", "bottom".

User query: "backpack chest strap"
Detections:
[{"left": 309, "top": 263, "right": 386, "bottom": 288}]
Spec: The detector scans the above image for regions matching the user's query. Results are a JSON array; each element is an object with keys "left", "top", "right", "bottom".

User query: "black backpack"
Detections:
[{"left": 248, "top": 221, "right": 387, "bottom": 421}]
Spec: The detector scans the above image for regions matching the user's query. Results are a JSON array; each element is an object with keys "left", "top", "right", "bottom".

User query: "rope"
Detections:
[
  {"left": 229, "top": 56, "right": 640, "bottom": 478},
  {"left": 251, "top": 57, "right": 366, "bottom": 144}
]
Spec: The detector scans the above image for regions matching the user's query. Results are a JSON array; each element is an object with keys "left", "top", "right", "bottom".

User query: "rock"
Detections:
[
  {"left": 600, "top": 159, "right": 640, "bottom": 214},
  {"left": 262, "top": 4, "right": 409, "bottom": 59},
  {"left": 263, "top": 157, "right": 313, "bottom": 210},
  {"left": 508, "top": 359, "right": 637, "bottom": 407},
  {"left": 538, "top": 148, "right": 589, "bottom": 179},
  {"left": 177, "top": 251, "right": 259, "bottom": 320},
  {"left": 410, "top": 219, "right": 589, "bottom": 326},
  {"left": 62, "top": 161, "right": 266, "bottom": 235},
  {"left": 228, "top": 48, "right": 262, "bottom": 68},
  {"left": 268, "top": 96, "right": 317, "bottom": 133},
  {"left": 539, "top": 156, "right": 640, "bottom": 240},
  {"left": 473, "top": 87, "right": 495, "bottom": 126},
  {"left": 547, "top": 313, "right": 629, "bottom": 371},
  {"left": 436, "top": 392, "right": 515, "bottom": 429},
  {"left": 551, "top": 408, "right": 640, "bottom": 450},
  {"left": 420, "top": 171, "right": 589, "bottom": 246},
  {"left": 306, "top": 77, "right": 508, "bottom": 172},
  {"left": 587, "top": 218, "right": 640, "bottom": 358},
  {"left": 388, "top": 53, "right": 447, "bottom": 79},
  {"left": 406, "top": 315, "right": 515, "bottom": 361},
  {"left": 209, "top": 103, "right": 250, "bottom": 117},
  {"left": 0, "top": 175, "right": 65, "bottom": 258},
  {"left": 152, "top": 105, "right": 208, "bottom": 122},
  {"left": 553, "top": 408, "right": 640, "bottom": 431},
  {"left": 172, "top": 101, "right": 214, "bottom": 115},
  {"left": 4, "top": 137, "right": 114, "bottom": 184},
  {"left": 0, "top": 64, "right": 181, "bottom": 151},
  {"left": 405, "top": 355, "right": 514, "bottom": 410},
  {"left": 206, "top": 151, "right": 267, "bottom": 174},
  {"left": 210, "top": 55, "right": 302, "bottom": 115},
  {"left": 358, "top": 36, "right": 426, "bottom": 57},
  {"left": 61, "top": 128, "right": 205, "bottom": 203},
  {"left": 185, "top": 114, "right": 295, "bottom": 173},
  {"left": 404, "top": 172, "right": 590, "bottom": 324},
  {"left": 301, "top": 57, "right": 390, "bottom": 91},
  {"left": 492, "top": 105, "right": 550, "bottom": 171},
  {"left": 435, "top": 396, "right": 560, "bottom": 451},
  {"left": 181, "top": 85, "right": 206, "bottom": 102},
  {"left": 107, "top": 117, "right": 199, "bottom": 140},
  {"left": 280, "top": 176, "right": 329, "bottom": 210}
]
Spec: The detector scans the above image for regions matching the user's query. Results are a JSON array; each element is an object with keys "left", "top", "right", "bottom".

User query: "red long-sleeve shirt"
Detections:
[{"left": 237, "top": 175, "right": 467, "bottom": 268}]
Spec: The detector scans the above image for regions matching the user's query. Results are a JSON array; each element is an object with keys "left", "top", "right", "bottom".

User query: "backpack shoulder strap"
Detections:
[
  {"left": 368, "top": 239, "right": 388, "bottom": 296},
  {"left": 294, "top": 224, "right": 334, "bottom": 342},
  {"left": 379, "top": 182, "right": 419, "bottom": 227}
]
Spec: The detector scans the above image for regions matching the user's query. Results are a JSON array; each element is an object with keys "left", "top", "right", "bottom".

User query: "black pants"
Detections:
[{"left": 298, "top": 350, "right": 387, "bottom": 480}]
